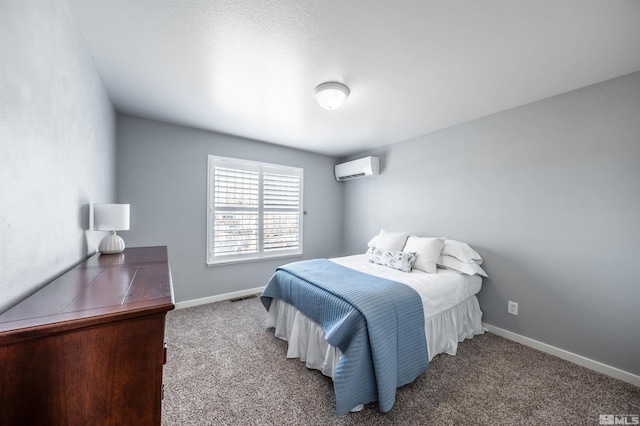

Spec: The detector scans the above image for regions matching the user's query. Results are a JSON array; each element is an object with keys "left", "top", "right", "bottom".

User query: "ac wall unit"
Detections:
[{"left": 334, "top": 156, "right": 379, "bottom": 181}]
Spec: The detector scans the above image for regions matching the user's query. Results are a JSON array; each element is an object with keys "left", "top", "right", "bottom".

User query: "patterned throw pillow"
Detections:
[{"left": 368, "top": 247, "right": 417, "bottom": 272}]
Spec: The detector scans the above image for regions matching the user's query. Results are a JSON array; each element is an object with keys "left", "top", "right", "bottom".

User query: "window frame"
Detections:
[{"left": 206, "top": 155, "right": 304, "bottom": 266}]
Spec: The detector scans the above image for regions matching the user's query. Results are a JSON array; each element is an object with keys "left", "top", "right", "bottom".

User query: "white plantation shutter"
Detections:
[
  {"left": 213, "top": 166, "right": 259, "bottom": 257},
  {"left": 207, "top": 156, "right": 303, "bottom": 265},
  {"left": 263, "top": 169, "right": 301, "bottom": 252}
]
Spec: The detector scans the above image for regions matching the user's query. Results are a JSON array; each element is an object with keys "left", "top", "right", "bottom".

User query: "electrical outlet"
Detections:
[{"left": 508, "top": 301, "right": 519, "bottom": 315}]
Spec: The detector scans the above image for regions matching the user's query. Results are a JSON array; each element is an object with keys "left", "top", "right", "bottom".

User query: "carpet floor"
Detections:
[{"left": 161, "top": 298, "right": 639, "bottom": 425}]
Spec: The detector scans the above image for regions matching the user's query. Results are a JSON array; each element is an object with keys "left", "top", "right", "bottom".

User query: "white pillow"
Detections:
[
  {"left": 442, "top": 239, "right": 483, "bottom": 264},
  {"left": 403, "top": 236, "right": 445, "bottom": 274},
  {"left": 437, "top": 255, "right": 488, "bottom": 277},
  {"left": 368, "top": 230, "right": 409, "bottom": 252},
  {"left": 368, "top": 247, "right": 417, "bottom": 273}
]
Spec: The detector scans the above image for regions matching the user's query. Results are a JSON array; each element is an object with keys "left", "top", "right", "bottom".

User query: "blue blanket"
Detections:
[{"left": 261, "top": 259, "right": 428, "bottom": 414}]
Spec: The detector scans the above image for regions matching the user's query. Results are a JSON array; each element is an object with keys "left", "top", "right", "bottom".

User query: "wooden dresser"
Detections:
[{"left": 0, "top": 246, "right": 175, "bottom": 425}]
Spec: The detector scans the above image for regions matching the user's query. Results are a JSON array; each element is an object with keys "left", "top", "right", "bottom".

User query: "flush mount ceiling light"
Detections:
[{"left": 314, "top": 82, "right": 350, "bottom": 110}]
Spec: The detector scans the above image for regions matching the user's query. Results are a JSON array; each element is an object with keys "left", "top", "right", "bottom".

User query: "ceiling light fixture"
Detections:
[{"left": 314, "top": 82, "right": 350, "bottom": 110}]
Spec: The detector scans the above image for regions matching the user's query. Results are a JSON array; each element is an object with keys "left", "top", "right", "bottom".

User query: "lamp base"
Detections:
[{"left": 98, "top": 231, "right": 126, "bottom": 254}]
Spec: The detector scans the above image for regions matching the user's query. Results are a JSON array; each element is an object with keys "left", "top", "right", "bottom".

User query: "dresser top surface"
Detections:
[
  {"left": 0, "top": 246, "right": 175, "bottom": 340},
  {"left": 79, "top": 245, "right": 169, "bottom": 268}
]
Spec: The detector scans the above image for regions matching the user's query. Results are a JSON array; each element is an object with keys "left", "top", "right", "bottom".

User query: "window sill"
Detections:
[{"left": 206, "top": 252, "right": 303, "bottom": 267}]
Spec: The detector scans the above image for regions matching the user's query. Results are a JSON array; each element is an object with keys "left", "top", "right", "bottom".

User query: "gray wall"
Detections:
[
  {"left": 0, "top": 0, "right": 116, "bottom": 313},
  {"left": 116, "top": 114, "right": 343, "bottom": 303},
  {"left": 341, "top": 72, "right": 640, "bottom": 375}
]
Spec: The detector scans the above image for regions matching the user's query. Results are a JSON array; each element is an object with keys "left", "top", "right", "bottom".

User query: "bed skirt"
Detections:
[{"left": 265, "top": 296, "right": 485, "bottom": 379}]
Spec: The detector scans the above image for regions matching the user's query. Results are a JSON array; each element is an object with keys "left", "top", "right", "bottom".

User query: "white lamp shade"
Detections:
[
  {"left": 94, "top": 204, "right": 130, "bottom": 231},
  {"left": 314, "top": 82, "right": 350, "bottom": 110}
]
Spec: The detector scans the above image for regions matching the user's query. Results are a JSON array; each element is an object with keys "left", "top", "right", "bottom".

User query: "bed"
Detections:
[{"left": 261, "top": 233, "right": 486, "bottom": 415}]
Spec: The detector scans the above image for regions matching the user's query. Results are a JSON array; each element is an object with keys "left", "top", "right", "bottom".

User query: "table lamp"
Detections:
[{"left": 93, "top": 203, "right": 130, "bottom": 254}]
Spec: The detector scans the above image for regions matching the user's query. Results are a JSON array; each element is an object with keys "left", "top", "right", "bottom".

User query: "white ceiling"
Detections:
[{"left": 68, "top": 0, "right": 640, "bottom": 157}]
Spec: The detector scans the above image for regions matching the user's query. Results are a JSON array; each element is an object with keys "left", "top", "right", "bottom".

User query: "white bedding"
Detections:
[
  {"left": 331, "top": 254, "right": 482, "bottom": 320},
  {"left": 266, "top": 255, "right": 485, "bottom": 377}
]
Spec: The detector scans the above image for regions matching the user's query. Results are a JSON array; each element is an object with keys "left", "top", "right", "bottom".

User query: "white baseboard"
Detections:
[
  {"left": 175, "top": 286, "right": 265, "bottom": 310},
  {"left": 483, "top": 323, "right": 640, "bottom": 388}
]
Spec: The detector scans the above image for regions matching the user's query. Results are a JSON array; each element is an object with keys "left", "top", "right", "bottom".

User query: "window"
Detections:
[{"left": 207, "top": 155, "right": 303, "bottom": 265}]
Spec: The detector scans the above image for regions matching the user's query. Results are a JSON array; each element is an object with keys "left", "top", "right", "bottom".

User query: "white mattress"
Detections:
[{"left": 266, "top": 255, "right": 485, "bottom": 377}]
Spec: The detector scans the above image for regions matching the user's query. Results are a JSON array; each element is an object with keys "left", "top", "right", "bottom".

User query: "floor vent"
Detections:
[{"left": 229, "top": 294, "right": 258, "bottom": 303}]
